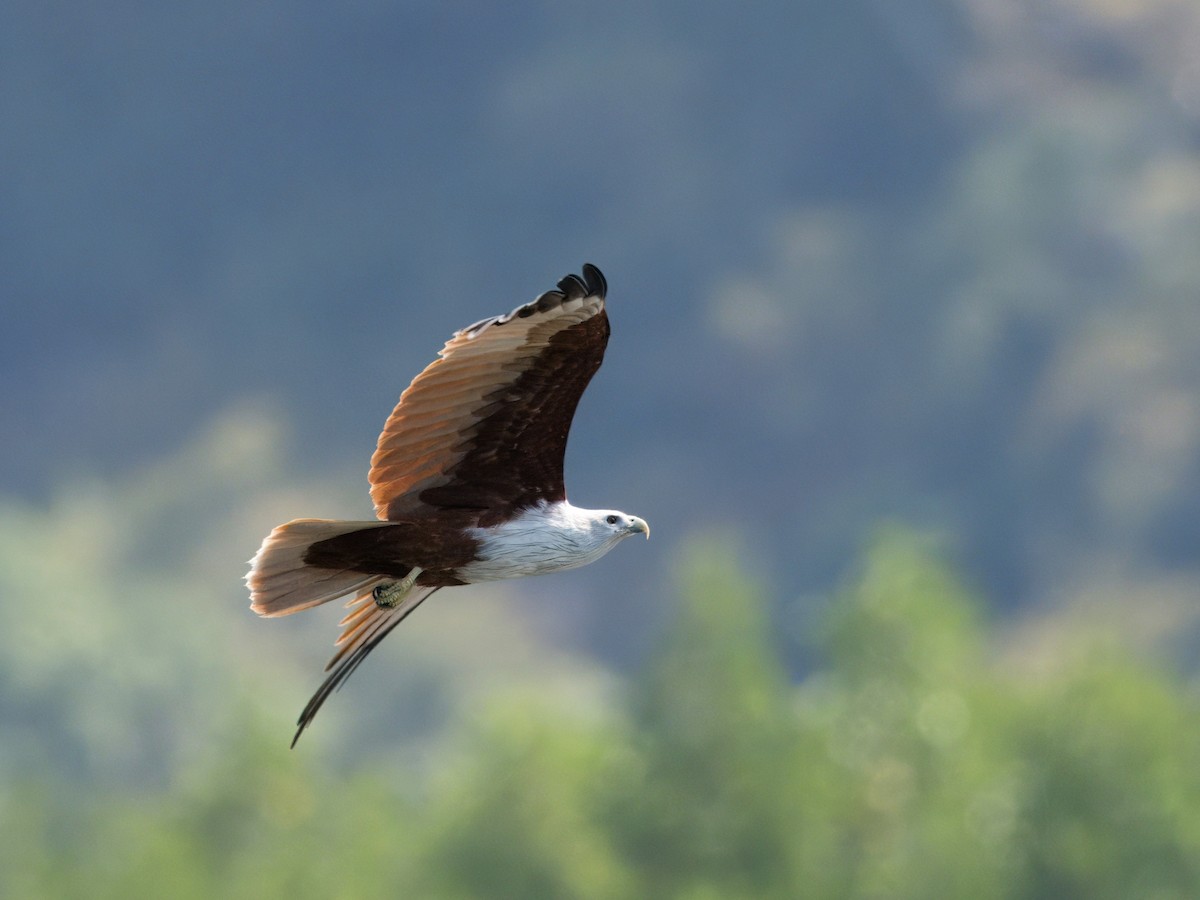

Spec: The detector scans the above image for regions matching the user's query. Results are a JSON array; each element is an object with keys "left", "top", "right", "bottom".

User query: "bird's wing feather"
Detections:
[
  {"left": 370, "top": 264, "right": 609, "bottom": 523},
  {"left": 291, "top": 584, "right": 440, "bottom": 747}
]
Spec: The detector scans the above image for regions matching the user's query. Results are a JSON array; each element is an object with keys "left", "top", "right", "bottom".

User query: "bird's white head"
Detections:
[
  {"left": 590, "top": 509, "right": 650, "bottom": 543},
  {"left": 461, "top": 501, "right": 649, "bottom": 581}
]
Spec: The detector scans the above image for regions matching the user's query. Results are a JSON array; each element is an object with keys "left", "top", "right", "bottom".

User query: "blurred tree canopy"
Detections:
[{"left": 5, "top": 531, "right": 1197, "bottom": 898}]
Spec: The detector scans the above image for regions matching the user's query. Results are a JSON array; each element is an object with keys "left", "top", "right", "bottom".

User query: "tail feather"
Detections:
[
  {"left": 291, "top": 583, "right": 439, "bottom": 747},
  {"left": 247, "top": 518, "right": 391, "bottom": 617}
]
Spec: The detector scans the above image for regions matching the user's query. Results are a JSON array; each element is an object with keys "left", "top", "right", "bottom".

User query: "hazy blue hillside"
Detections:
[{"left": 4, "top": 0, "right": 1199, "bottom": 645}]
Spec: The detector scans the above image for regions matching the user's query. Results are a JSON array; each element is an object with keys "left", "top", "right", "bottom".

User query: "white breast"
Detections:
[{"left": 457, "top": 501, "right": 619, "bottom": 583}]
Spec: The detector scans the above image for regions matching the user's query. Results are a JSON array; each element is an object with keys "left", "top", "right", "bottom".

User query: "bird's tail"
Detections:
[{"left": 246, "top": 518, "right": 390, "bottom": 617}]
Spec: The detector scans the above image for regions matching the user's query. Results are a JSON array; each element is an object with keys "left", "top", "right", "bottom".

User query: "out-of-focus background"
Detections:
[{"left": 4, "top": 1, "right": 1200, "bottom": 895}]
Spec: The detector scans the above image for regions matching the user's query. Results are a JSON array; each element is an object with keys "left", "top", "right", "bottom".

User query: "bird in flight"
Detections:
[{"left": 247, "top": 264, "right": 648, "bottom": 745}]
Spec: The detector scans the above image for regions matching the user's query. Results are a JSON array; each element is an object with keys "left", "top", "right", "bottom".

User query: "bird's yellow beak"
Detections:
[{"left": 628, "top": 517, "right": 650, "bottom": 539}]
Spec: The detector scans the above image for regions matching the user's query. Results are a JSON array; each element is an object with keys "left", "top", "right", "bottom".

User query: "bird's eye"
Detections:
[{"left": 606, "top": 515, "right": 619, "bottom": 525}]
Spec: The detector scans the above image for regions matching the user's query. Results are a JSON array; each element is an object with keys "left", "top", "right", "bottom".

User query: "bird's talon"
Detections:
[
  {"left": 373, "top": 567, "right": 424, "bottom": 608},
  {"left": 372, "top": 583, "right": 399, "bottom": 608}
]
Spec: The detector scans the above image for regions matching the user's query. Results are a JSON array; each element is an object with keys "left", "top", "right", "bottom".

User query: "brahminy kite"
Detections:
[{"left": 247, "top": 264, "right": 648, "bottom": 745}]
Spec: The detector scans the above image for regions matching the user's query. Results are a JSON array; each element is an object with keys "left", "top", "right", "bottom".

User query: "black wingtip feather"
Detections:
[
  {"left": 581, "top": 263, "right": 607, "bottom": 299},
  {"left": 557, "top": 272, "right": 588, "bottom": 300},
  {"left": 535, "top": 289, "right": 565, "bottom": 312},
  {"left": 556, "top": 264, "right": 606, "bottom": 301},
  {"left": 457, "top": 264, "right": 607, "bottom": 340}
]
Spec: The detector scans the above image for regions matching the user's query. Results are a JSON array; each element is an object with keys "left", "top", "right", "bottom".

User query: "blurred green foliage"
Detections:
[{"left": 5, "top": 531, "right": 1197, "bottom": 898}]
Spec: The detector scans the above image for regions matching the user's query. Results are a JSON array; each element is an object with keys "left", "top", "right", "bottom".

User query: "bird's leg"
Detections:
[{"left": 372, "top": 566, "right": 424, "bottom": 609}]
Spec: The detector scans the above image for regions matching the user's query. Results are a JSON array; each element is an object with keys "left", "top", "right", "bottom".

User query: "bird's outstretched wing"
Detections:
[{"left": 369, "top": 264, "right": 609, "bottom": 525}]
